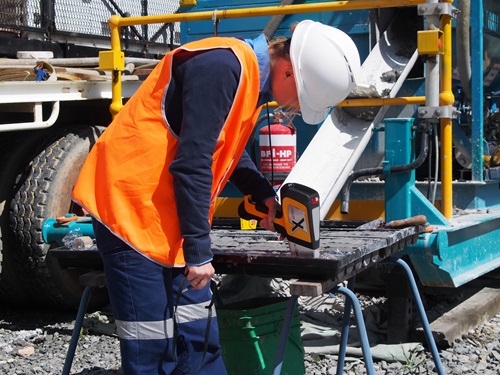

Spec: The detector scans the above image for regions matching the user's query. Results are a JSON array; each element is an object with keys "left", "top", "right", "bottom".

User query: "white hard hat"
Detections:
[{"left": 290, "top": 20, "right": 361, "bottom": 124}]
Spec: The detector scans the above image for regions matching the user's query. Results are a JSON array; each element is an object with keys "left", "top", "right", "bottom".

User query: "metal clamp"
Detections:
[
  {"left": 417, "top": 105, "right": 460, "bottom": 120},
  {"left": 212, "top": 9, "right": 219, "bottom": 36},
  {"left": 417, "top": 3, "right": 459, "bottom": 18}
]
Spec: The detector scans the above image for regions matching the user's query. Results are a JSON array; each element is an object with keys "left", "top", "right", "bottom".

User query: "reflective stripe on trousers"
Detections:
[
  {"left": 116, "top": 302, "right": 216, "bottom": 340},
  {"left": 94, "top": 220, "right": 227, "bottom": 375}
]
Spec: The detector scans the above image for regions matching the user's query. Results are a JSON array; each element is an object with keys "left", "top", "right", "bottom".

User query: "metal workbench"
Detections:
[
  {"left": 51, "top": 226, "right": 419, "bottom": 279},
  {"left": 52, "top": 225, "right": 446, "bottom": 375}
]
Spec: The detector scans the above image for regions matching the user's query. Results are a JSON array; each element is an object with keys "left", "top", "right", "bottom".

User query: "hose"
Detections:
[
  {"left": 249, "top": 113, "right": 275, "bottom": 163},
  {"left": 340, "top": 131, "right": 430, "bottom": 214},
  {"left": 262, "top": 0, "right": 295, "bottom": 40},
  {"left": 456, "top": 0, "right": 472, "bottom": 100}
]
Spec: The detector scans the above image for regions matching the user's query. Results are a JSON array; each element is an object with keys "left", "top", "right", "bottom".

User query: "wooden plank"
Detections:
[
  {"left": 422, "top": 287, "right": 500, "bottom": 347},
  {"left": 290, "top": 279, "right": 339, "bottom": 297}
]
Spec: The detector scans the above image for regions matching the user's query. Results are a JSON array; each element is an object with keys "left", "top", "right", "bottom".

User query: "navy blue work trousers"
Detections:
[{"left": 93, "top": 221, "right": 227, "bottom": 375}]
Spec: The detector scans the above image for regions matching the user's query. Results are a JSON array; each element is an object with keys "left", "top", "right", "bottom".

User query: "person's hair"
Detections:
[
  {"left": 268, "top": 36, "right": 291, "bottom": 67},
  {"left": 268, "top": 23, "right": 299, "bottom": 67}
]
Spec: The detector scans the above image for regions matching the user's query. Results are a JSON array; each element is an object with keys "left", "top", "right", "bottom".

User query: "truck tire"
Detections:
[
  {"left": 5, "top": 125, "right": 108, "bottom": 310},
  {"left": 0, "top": 131, "right": 44, "bottom": 305}
]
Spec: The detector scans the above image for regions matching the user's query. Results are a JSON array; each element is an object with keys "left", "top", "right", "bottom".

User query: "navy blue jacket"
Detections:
[{"left": 165, "top": 46, "right": 276, "bottom": 266}]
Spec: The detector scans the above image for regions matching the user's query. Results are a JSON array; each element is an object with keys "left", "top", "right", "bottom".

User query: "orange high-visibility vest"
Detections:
[{"left": 72, "top": 37, "right": 262, "bottom": 266}]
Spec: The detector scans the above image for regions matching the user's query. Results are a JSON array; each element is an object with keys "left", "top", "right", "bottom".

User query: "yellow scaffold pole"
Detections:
[{"left": 440, "top": 1, "right": 454, "bottom": 219}]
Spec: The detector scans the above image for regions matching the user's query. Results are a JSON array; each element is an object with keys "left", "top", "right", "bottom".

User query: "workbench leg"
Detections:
[
  {"left": 62, "top": 285, "right": 95, "bottom": 375},
  {"left": 332, "top": 282, "right": 376, "bottom": 375},
  {"left": 388, "top": 258, "right": 446, "bottom": 375},
  {"left": 333, "top": 277, "right": 355, "bottom": 375},
  {"left": 272, "top": 295, "right": 299, "bottom": 375}
]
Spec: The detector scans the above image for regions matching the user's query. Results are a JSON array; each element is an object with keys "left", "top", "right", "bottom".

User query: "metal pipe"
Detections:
[
  {"left": 338, "top": 96, "right": 426, "bottom": 107},
  {"left": 340, "top": 131, "right": 430, "bottom": 214},
  {"left": 109, "top": 17, "right": 124, "bottom": 118},
  {"left": 271, "top": 96, "right": 426, "bottom": 108},
  {"left": 387, "top": 258, "right": 446, "bottom": 375},
  {"left": 430, "top": 128, "right": 439, "bottom": 204},
  {"left": 448, "top": 0, "right": 479, "bottom": 177},
  {"left": 61, "top": 285, "right": 95, "bottom": 375},
  {"left": 440, "top": 2, "right": 454, "bottom": 219},
  {"left": 424, "top": 0, "right": 441, "bottom": 109},
  {"left": 0, "top": 57, "right": 159, "bottom": 67}
]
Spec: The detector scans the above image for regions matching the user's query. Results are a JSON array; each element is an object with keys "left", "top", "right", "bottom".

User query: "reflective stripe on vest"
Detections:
[
  {"left": 116, "top": 302, "right": 215, "bottom": 340},
  {"left": 72, "top": 37, "right": 262, "bottom": 266}
]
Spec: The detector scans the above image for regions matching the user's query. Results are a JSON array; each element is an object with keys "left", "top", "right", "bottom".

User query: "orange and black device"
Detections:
[{"left": 238, "top": 183, "right": 320, "bottom": 256}]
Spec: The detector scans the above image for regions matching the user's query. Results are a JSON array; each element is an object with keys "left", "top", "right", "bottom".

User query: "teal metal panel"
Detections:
[
  {"left": 384, "top": 118, "right": 415, "bottom": 222},
  {"left": 383, "top": 118, "right": 448, "bottom": 224},
  {"left": 409, "top": 186, "right": 448, "bottom": 225},
  {"left": 406, "top": 213, "right": 500, "bottom": 287},
  {"left": 402, "top": 232, "right": 455, "bottom": 286},
  {"left": 450, "top": 181, "right": 500, "bottom": 209}
]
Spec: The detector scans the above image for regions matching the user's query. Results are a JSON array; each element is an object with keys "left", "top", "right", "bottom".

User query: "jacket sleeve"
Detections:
[
  {"left": 167, "top": 48, "right": 242, "bottom": 266},
  {"left": 229, "top": 150, "right": 277, "bottom": 204}
]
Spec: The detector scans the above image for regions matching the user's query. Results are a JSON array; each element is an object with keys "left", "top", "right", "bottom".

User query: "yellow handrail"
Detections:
[
  {"left": 339, "top": 96, "right": 426, "bottom": 107},
  {"left": 259, "top": 96, "right": 427, "bottom": 109},
  {"left": 112, "top": 0, "right": 427, "bottom": 28}
]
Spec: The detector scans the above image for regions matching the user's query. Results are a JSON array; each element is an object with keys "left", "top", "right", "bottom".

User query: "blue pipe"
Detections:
[
  {"left": 62, "top": 285, "right": 95, "bottom": 375},
  {"left": 386, "top": 258, "right": 446, "bottom": 375},
  {"left": 330, "top": 280, "right": 376, "bottom": 375},
  {"left": 272, "top": 295, "right": 299, "bottom": 375}
]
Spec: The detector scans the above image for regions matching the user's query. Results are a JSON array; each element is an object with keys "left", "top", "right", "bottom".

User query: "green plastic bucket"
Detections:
[{"left": 216, "top": 297, "right": 305, "bottom": 375}]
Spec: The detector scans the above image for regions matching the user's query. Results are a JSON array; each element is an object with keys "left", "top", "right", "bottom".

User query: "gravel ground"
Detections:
[{"left": 1, "top": 282, "right": 500, "bottom": 375}]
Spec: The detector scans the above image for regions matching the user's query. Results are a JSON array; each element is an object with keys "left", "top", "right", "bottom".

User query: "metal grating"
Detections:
[
  {"left": 0, "top": 0, "right": 180, "bottom": 51},
  {"left": 0, "top": 0, "right": 38, "bottom": 31},
  {"left": 48, "top": 226, "right": 421, "bottom": 286}
]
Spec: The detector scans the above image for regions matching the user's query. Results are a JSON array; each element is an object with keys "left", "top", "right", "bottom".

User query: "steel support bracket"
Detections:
[
  {"left": 417, "top": 105, "right": 459, "bottom": 120},
  {"left": 417, "top": 3, "right": 459, "bottom": 18}
]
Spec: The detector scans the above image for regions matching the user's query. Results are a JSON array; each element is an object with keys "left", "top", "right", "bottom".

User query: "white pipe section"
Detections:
[
  {"left": 0, "top": 101, "right": 60, "bottom": 132},
  {"left": 425, "top": 0, "right": 441, "bottom": 108}
]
